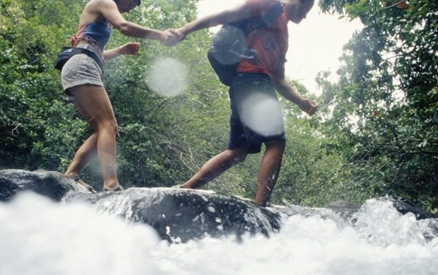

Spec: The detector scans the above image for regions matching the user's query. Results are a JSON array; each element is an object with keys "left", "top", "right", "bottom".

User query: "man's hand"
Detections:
[
  {"left": 172, "top": 28, "right": 187, "bottom": 42},
  {"left": 272, "top": 76, "right": 318, "bottom": 116},
  {"left": 160, "top": 29, "right": 181, "bottom": 46},
  {"left": 298, "top": 99, "right": 318, "bottom": 116}
]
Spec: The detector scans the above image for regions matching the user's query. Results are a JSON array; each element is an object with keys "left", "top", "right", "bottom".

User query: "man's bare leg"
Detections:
[
  {"left": 255, "top": 139, "right": 286, "bottom": 206},
  {"left": 182, "top": 147, "right": 248, "bottom": 189}
]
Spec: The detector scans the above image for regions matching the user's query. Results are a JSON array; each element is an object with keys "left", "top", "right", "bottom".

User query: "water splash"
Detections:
[
  {"left": 354, "top": 198, "right": 428, "bottom": 247},
  {"left": 0, "top": 192, "right": 160, "bottom": 275},
  {"left": 1, "top": 193, "right": 437, "bottom": 275}
]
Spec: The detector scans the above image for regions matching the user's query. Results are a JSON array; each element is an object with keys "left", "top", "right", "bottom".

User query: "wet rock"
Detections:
[
  {"left": 1, "top": 169, "right": 436, "bottom": 243},
  {"left": 0, "top": 169, "right": 87, "bottom": 202},
  {"left": 0, "top": 169, "right": 281, "bottom": 243},
  {"left": 66, "top": 188, "right": 281, "bottom": 243},
  {"left": 386, "top": 196, "right": 436, "bottom": 220},
  {"left": 324, "top": 200, "right": 361, "bottom": 221}
]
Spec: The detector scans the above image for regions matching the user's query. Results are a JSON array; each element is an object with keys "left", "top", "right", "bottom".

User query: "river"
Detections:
[{"left": 1, "top": 192, "right": 437, "bottom": 275}]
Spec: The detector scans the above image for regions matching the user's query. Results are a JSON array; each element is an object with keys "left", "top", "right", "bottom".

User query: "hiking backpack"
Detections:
[{"left": 207, "top": 1, "right": 283, "bottom": 86}]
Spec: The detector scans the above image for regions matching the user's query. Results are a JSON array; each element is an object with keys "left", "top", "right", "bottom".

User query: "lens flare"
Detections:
[
  {"left": 239, "top": 92, "right": 284, "bottom": 137},
  {"left": 148, "top": 57, "right": 188, "bottom": 96}
]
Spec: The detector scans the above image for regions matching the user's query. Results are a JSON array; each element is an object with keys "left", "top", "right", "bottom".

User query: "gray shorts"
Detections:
[{"left": 60, "top": 44, "right": 104, "bottom": 94}]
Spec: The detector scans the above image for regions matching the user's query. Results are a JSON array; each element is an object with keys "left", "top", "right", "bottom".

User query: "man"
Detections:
[{"left": 174, "top": 0, "right": 318, "bottom": 206}]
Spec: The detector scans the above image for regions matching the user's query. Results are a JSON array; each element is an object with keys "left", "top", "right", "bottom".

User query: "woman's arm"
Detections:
[
  {"left": 103, "top": 42, "right": 139, "bottom": 61},
  {"left": 93, "top": 0, "right": 176, "bottom": 45}
]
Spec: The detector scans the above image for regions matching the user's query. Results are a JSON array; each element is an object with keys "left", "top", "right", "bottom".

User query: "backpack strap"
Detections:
[{"left": 252, "top": 1, "right": 283, "bottom": 29}]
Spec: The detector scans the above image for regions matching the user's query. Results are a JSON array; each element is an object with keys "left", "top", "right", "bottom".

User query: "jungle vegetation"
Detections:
[{"left": 0, "top": 0, "right": 436, "bottom": 211}]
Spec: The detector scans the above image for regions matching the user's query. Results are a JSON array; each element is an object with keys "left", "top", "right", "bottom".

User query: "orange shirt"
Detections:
[{"left": 237, "top": 0, "right": 289, "bottom": 78}]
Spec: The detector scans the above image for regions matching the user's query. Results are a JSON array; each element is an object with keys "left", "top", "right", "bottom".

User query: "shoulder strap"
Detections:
[
  {"left": 224, "top": 1, "right": 283, "bottom": 36},
  {"left": 252, "top": 1, "right": 283, "bottom": 29}
]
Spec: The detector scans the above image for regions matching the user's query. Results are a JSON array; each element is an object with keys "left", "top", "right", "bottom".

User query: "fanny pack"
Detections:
[{"left": 54, "top": 46, "right": 103, "bottom": 71}]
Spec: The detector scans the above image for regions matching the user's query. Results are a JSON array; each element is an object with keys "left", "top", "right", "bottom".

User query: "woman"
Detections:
[{"left": 61, "top": 0, "right": 177, "bottom": 192}]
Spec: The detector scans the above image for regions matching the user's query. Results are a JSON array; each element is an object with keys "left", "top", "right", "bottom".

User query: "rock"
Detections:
[
  {"left": 1, "top": 169, "right": 436, "bottom": 243},
  {"left": 0, "top": 169, "right": 87, "bottom": 202},
  {"left": 324, "top": 200, "right": 361, "bottom": 221},
  {"left": 0, "top": 169, "right": 281, "bottom": 243},
  {"left": 387, "top": 196, "right": 436, "bottom": 220},
  {"left": 66, "top": 188, "right": 281, "bottom": 243}
]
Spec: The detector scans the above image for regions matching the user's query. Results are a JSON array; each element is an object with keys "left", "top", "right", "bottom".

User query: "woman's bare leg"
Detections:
[
  {"left": 65, "top": 133, "right": 97, "bottom": 177},
  {"left": 64, "top": 84, "right": 121, "bottom": 190}
]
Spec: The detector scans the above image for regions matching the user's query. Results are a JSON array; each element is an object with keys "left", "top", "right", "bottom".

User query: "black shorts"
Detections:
[{"left": 228, "top": 73, "right": 285, "bottom": 154}]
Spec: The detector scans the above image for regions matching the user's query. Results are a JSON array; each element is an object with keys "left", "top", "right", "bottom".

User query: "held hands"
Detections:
[
  {"left": 160, "top": 29, "right": 181, "bottom": 46},
  {"left": 160, "top": 28, "right": 187, "bottom": 47},
  {"left": 119, "top": 42, "right": 140, "bottom": 55},
  {"left": 299, "top": 99, "right": 318, "bottom": 116},
  {"left": 172, "top": 28, "right": 186, "bottom": 42}
]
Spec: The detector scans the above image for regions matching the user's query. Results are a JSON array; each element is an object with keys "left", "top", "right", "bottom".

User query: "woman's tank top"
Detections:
[{"left": 71, "top": 20, "right": 112, "bottom": 50}]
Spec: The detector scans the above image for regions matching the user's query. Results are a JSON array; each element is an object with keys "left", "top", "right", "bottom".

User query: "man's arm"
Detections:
[
  {"left": 175, "top": 3, "right": 251, "bottom": 41},
  {"left": 272, "top": 69, "right": 318, "bottom": 116}
]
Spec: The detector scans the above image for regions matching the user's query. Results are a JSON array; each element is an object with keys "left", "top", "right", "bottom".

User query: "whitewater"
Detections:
[{"left": 1, "top": 192, "right": 437, "bottom": 275}]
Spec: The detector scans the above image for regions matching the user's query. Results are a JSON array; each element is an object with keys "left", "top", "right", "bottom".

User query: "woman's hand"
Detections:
[
  {"left": 171, "top": 28, "right": 187, "bottom": 42},
  {"left": 160, "top": 29, "right": 183, "bottom": 46},
  {"left": 119, "top": 42, "right": 140, "bottom": 55}
]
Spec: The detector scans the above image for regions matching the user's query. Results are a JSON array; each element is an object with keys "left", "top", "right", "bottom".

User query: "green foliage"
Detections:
[
  {"left": 0, "top": 0, "right": 219, "bottom": 189},
  {"left": 0, "top": 0, "right": 78, "bottom": 169},
  {"left": 5, "top": 0, "right": 435, "bottom": 211},
  {"left": 317, "top": 0, "right": 438, "bottom": 211},
  {"left": 0, "top": 0, "right": 361, "bottom": 206}
]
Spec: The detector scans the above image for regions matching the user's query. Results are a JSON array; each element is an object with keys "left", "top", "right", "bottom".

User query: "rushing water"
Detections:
[{"left": 1, "top": 192, "right": 437, "bottom": 275}]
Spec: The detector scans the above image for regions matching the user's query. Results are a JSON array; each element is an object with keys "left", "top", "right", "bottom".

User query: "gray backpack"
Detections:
[{"left": 207, "top": 1, "right": 282, "bottom": 86}]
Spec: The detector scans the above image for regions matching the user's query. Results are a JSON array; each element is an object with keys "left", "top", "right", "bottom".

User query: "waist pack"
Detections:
[
  {"left": 207, "top": 1, "right": 282, "bottom": 86},
  {"left": 54, "top": 46, "right": 103, "bottom": 71}
]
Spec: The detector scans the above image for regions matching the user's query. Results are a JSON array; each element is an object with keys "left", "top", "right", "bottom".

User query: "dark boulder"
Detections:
[
  {"left": 388, "top": 196, "right": 436, "bottom": 220},
  {"left": 1, "top": 169, "right": 436, "bottom": 243},
  {"left": 0, "top": 169, "right": 86, "bottom": 202},
  {"left": 0, "top": 169, "right": 281, "bottom": 243}
]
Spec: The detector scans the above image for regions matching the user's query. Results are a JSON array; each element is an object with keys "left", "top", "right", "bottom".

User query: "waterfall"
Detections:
[{"left": 1, "top": 192, "right": 437, "bottom": 275}]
